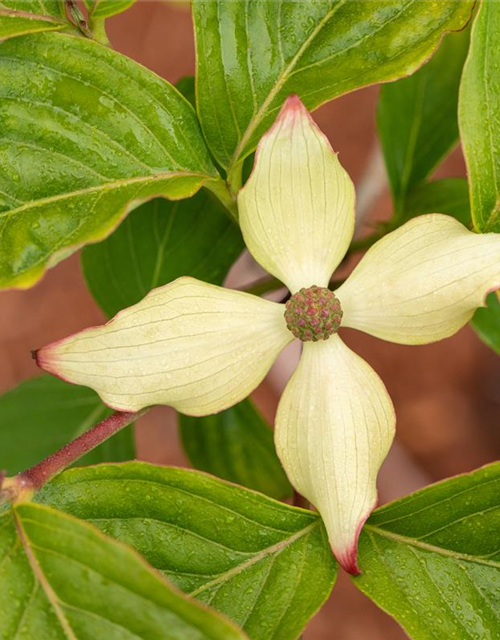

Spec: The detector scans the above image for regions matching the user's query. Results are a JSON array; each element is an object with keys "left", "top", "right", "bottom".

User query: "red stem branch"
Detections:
[{"left": 17, "top": 410, "right": 143, "bottom": 491}]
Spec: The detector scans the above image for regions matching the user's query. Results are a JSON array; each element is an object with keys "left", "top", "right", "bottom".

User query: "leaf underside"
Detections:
[{"left": 82, "top": 193, "right": 243, "bottom": 318}]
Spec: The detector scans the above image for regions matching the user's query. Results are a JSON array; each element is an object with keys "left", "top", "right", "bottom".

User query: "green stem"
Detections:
[
  {"left": 227, "top": 159, "right": 244, "bottom": 196},
  {"left": 293, "top": 491, "right": 310, "bottom": 510},
  {"left": 90, "top": 17, "right": 110, "bottom": 46},
  {"left": 205, "top": 178, "right": 239, "bottom": 222}
]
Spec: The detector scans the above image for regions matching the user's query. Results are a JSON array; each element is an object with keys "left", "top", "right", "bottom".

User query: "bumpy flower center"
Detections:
[{"left": 284, "top": 285, "right": 343, "bottom": 342}]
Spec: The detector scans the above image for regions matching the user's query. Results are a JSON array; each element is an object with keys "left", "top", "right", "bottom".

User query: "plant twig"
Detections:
[
  {"left": 1, "top": 409, "right": 145, "bottom": 501},
  {"left": 293, "top": 490, "right": 310, "bottom": 510},
  {"left": 89, "top": 17, "right": 110, "bottom": 46}
]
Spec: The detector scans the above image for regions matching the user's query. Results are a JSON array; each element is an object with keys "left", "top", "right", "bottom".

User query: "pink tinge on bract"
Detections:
[
  {"left": 333, "top": 498, "right": 377, "bottom": 575},
  {"left": 276, "top": 94, "right": 307, "bottom": 127},
  {"left": 267, "top": 93, "right": 336, "bottom": 152},
  {"left": 246, "top": 93, "right": 338, "bottom": 184},
  {"left": 34, "top": 341, "right": 72, "bottom": 385}
]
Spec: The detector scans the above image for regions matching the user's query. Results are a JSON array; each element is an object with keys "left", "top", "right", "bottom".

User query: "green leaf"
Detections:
[
  {"left": 37, "top": 462, "right": 337, "bottom": 640},
  {"left": 0, "top": 502, "right": 246, "bottom": 639},
  {"left": 471, "top": 292, "right": 500, "bottom": 356},
  {"left": 403, "top": 178, "right": 471, "bottom": 226},
  {"left": 460, "top": 0, "right": 500, "bottom": 233},
  {"left": 0, "top": 31, "right": 218, "bottom": 290},
  {"left": 81, "top": 193, "right": 243, "bottom": 318},
  {"left": 193, "top": 0, "right": 474, "bottom": 176},
  {"left": 177, "top": 75, "right": 196, "bottom": 109},
  {"left": 378, "top": 28, "right": 470, "bottom": 206},
  {"left": 0, "top": 376, "right": 135, "bottom": 474},
  {"left": 84, "top": 0, "right": 136, "bottom": 20},
  {"left": 353, "top": 462, "right": 500, "bottom": 639},
  {"left": 0, "top": 0, "right": 70, "bottom": 42},
  {"left": 179, "top": 399, "right": 292, "bottom": 500}
]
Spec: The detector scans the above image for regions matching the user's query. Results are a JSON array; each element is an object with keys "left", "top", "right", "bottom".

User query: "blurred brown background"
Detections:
[{"left": 1, "top": 2, "right": 499, "bottom": 638}]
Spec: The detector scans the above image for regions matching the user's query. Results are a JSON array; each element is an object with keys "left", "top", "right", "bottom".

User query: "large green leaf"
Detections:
[
  {"left": 378, "top": 28, "right": 470, "bottom": 208},
  {"left": 82, "top": 193, "right": 243, "bottom": 318},
  {"left": 179, "top": 399, "right": 292, "bottom": 500},
  {"left": 0, "top": 0, "right": 70, "bottom": 41},
  {"left": 460, "top": 0, "right": 500, "bottom": 233},
  {"left": 0, "top": 376, "right": 135, "bottom": 474},
  {"left": 471, "top": 292, "right": 500, "bottom": 356},
  {"left": 0, "top": 31, "right": 218, "bottom": 290},
  {"left": 354, "top": 462, "right": 500, "bottom": 639},
  {"left": 0, "top": 502, "right": 245, "bottom": 639},
  {"left": 37, "top": 462, "right": 337, "bottom": 640},
  {"left": 403, "top": 178, "right": 471, "bottom": 226},
  {"left": 193, "top": 0, "right": 474, "bottom": 177}
]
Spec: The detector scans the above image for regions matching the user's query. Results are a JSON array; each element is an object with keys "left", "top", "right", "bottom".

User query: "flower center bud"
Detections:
[{"left": 284, "top": 285, "right": 343, "bottom": 342}]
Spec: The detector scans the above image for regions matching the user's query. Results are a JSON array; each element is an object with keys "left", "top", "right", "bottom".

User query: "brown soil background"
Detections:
[{"left": 1, "top": 2, "right": 500, "bottom": 638}]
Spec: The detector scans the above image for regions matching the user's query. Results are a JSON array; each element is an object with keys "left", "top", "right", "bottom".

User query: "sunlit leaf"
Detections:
[
  {"left": 0, "top": 0, "right": 70, "bottom": 41},
  {"left": 194, "top": 0, "right": 474, "bottom": 178},
  {"left": 0, "top": 31, "right": 218, "bottom": 290}
]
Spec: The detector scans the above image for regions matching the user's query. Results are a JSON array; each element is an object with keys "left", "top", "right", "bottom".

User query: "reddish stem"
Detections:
[
  {"left": 293, "top": 490, "right": 310, "bottom": 510},
  {"left": 17, "top": 410, "right": 142, "bottom": 491}
]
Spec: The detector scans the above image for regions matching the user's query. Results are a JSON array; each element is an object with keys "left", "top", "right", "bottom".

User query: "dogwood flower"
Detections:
[{"left": 36, "top": 96, "right": 500, "bottom": 574}]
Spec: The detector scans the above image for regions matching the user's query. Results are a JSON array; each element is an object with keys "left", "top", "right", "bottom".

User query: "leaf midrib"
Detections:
[
  {"left": 13, "top": 508, "right": 78, "bottom": 640},
  {"left": 52, "top": 472, "right": 312, "bottom": 534},
  {"left": 227, "top": 0, "right": 348, "bottom": 169},
  {"left": 0, "top": 172, "right": 210, "bottom": 220},
  {"left": 366, "top": 524, "right": 500, "bottom": 569},
  {"left": 189, "top": 520, "right": 319, "bottom": 597},
  {"left": 0, "top": 8, "right": 64, "bottom": 23},
  {"left": 228, "top": 0, "right": 425, "bottom": 170}
]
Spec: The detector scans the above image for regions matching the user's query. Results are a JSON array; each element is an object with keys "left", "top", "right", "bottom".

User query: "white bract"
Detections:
[{"left": 37, "top": 96, "right": 500, "bottom": 574}]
